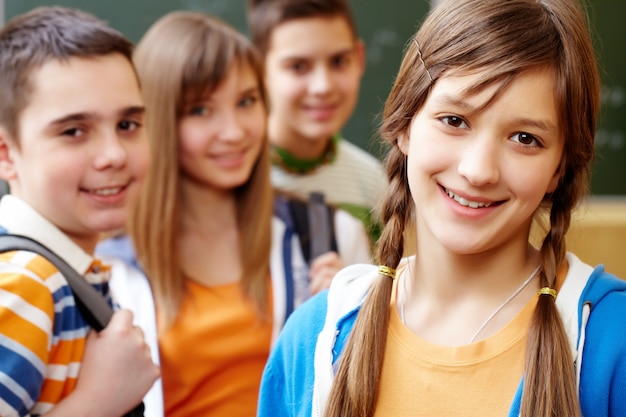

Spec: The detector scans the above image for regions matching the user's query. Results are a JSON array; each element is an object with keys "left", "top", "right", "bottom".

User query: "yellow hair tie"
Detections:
[
  {"left": 537, "top": 287, "right": 557, "bottom": 300},
  {"left": 378, "top": 265, "right": 397, "bottom": 279}
]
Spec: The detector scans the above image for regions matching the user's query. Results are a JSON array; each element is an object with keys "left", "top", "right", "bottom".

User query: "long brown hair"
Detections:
[
  {"left": 130, "top": 11, "right": 273, "bottom": 329},
  {"left": 325, "top": 0, "right": 600, "bottom": 416}
]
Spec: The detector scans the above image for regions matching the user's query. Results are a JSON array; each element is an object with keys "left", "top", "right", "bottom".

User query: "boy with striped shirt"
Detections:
[{"left": 0, "top": 7, "right": 159, "bottom": 417}]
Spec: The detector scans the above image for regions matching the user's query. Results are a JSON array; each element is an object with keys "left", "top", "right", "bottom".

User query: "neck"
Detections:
[
  {"left": 180, "top": 177, "right": 237, "bottom": 233},
  {"left": 267, "top": 116, "right": 334, "bottom": 159},
  {"left": 409, "top": 238, "right": 539, "bottom": 301},
  {"left": 270, "top": 133, "right": 339, "bottom": 175},
  {"left": 399, "top": 243, "right": 540, "bottom": 345}
]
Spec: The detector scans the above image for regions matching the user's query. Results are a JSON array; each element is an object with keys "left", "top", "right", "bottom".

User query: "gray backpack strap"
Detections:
[
  {"left": 289, "top": 192, "right": 338, "bottom": 264},
  {"left": 307, "top": 192, "right": 333, "bottom": 260},
  {"left": 0, "top": 234, "right": 112, "bottom": 329},
  {"left": 0, "top": 233, "right": 146, "bottom": 417}
]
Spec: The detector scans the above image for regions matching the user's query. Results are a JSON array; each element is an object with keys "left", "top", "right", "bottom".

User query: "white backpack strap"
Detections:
[
  {"left": 269, "top": 217, "right": 288, "bottom": 345},
  {"left": 556, "top": 252, "right": 594, "bottom": 388},
  {"left": 312, "top": 264, "right": 379, "bottom": 417}
]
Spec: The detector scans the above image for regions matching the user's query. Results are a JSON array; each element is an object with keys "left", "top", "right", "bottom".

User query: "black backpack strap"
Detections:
[
  {"left": 0, "top": 233, "right": 145, "bottom": 417},
  {"left": 288, "top": 192, "right": 338, "bottom": 264}
]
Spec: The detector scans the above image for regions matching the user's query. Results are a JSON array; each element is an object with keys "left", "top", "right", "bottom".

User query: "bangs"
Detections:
[{"left": 179, "top": 39, "right": 262, "bottom": 112}]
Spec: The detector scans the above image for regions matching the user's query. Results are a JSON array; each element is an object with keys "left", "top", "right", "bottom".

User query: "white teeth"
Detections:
[
  {"left": 445, "top": 189, "right": 492, "bottom": 208},
  {"left": 92, "top": 187, "right": 121, "bottom": 196}
]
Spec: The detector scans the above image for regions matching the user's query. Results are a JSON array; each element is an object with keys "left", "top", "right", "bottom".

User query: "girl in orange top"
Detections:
[{"left": 96, "top": 10, "right": 371, "bottom": 417}]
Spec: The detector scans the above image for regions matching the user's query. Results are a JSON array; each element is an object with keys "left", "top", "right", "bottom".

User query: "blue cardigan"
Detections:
[{"left": 258, "top": 254, "right": 626, "bottom": 417}]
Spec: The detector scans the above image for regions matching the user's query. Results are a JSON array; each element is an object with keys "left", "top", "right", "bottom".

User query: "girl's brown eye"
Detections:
[
  {"left": 512, "top": 132, "right": 541, "bottom": 147},
  {"left": 442, "top": 115, "right": 466, "bottom": 128},
  {"left": 518, "top": 133, "right": 534, "bottom": 145},
  {"left": 448, "top": 116, "right": 463, "bottom": 127}
]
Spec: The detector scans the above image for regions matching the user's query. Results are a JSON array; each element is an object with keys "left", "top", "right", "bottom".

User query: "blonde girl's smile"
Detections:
[{"left": 208, "top": 148, "right": 251, "bottom": 169}]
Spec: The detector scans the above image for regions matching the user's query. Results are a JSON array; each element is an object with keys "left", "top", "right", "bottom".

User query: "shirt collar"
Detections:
[{"left": 0, "top": 195, "right": 94, "bottom": 274}]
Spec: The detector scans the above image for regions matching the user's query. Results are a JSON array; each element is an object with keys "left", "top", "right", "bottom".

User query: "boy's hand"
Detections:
[
  {"left": 309, "top": 251, "right": 344, "bottom": 295},
  {"left": 73, "top": 309, "right": 160, "bottom": 416}
]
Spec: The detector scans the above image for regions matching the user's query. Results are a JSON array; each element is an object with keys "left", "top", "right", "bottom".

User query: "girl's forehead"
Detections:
[
  {"left": 423, "top": 72, "right": 503, "bottom": 114},
  {"left": 426, "top": 66, "right": 557, "bottom": 112}
]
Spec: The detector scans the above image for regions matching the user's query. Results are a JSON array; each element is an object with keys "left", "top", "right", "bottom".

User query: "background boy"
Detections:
[
  {"left": 247, "top": 0, "right": 388, "bottom": 244},
  {"left": 0, "top": 7, "right": 159, "bottom": 416}
]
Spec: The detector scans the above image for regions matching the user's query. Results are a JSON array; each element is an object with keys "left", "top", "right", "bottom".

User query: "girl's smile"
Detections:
[{"left": 399, "top": 66, "right": 563, "bottom": 256}]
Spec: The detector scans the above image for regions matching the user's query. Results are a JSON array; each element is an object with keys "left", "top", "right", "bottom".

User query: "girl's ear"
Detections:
[
  {"left": 546, "top": 172, "right": 560, "bottom": 194},
  {"left": 0, "top": 128, "right": 18, "bottom": 181},
  {"left": 546, "top": 159, "right": 566, "bottom": 194},
  {"left": 397, "top": 130, "right": 410, "bottom": 156}
]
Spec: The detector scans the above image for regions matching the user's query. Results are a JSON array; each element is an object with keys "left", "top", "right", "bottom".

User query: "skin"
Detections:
[
  {"left": 264, "top": 15, "right": 365, "bottom": 159},
  {"left": 178, "top": 61, "right": 344, "bottom": 293},
  {"left": 309, "top": 251, "right": 345, "bottom": 294},
  {"left": 397, "top": 67, "right": 564, "bottom": 346},
  {"left": 0, "top": 54, "right": 158, "bottom": 416},
  {"left": 0, "top": 54, "right": 150, "bottom": 255},
  {"left": 178, "top": 63, "right": 266, "bottom": 193},
  {"left": 178, "top": 62, "right": 267, "bottom": 287}
]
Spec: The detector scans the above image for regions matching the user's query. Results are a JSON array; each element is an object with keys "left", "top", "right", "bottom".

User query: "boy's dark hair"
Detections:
[
  {"left": 247, "top": 0, "right": 358, "bottom": 56},
  {"left": 0, "top": 6, "right": 133, "bottom": 142}
]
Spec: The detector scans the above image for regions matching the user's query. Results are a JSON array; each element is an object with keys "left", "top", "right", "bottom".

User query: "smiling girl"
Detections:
[
  {"left": 96, "top": 10, "right": 371, "bottom": 417},
  {"left": 258, "top": 0, "right": 626, "bottom": 416}
]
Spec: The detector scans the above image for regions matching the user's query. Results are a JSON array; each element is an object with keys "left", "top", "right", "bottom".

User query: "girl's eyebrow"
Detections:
[
  {"left": 510, "top": 117, "right": 557, "bottom": 134},
  {"left": 240, "top": 86, "right": 261, "bottom": 96},
  {"left": 432, "top": 94, "right": 477, "bottom": 112}
]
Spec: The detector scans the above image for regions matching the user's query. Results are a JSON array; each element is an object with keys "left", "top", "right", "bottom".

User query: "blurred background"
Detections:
[
  {"left": 1, "top": 0, "right": 625, "bottom": 276},
  {"left": 3, "top": 0, "right": 623, "bottom": 192}
]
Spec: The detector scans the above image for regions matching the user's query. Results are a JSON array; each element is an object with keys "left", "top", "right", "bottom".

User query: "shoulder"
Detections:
[
  {"left": 337, "top": 140, "right": 385, "bottom": 169},
  {"left": 326, "top": 264, "right": 379, "bottom": 325},
  {"left": 567, "top": 252, "right": 626, "bottom": 355},
  {"left": 333, "top": 206, "right": 368, "bottom": 238},
  {"left": 95, "top": 236, "right": 153, "bottom": 312},
  {"left": 335, "top": 140, "right": 388, "bottom": 192},
  {"left": 576, "top": 263, "right": 626, "bottom": 414},
  {"left": 260, "top": 265, "right": 378, "bottom": 416},
  {"left": 0, "top": 250, "right": 67, "bottom": 302},
  {"left": 336, "top": 139, "right": 379, "bottom": 161},
  {"left": 0, "top": 253, "right": 66, "bottom": 415},
  {"left": 270, "top": 262, "right": 377, "bottom": 356},
  {"left": 96, "top": 234, "right": 140, "bottom": 270},
  {"left": 280, "top": 290, "right": 330, "bottom": 345},
  {"left": 0, "top": 251, "right": 60, "bottom": 321},
  {"left": 582, "top": 265, "right": 626, "bottom": 334},
  {"left": 259, "top": 292, "right": 328, "bottom": 416},
  {"left": 262, "top": 290, "right": 329, "bottom": 392},
  {"left": 559, "top": 253, "right": 626, "bottom": 350},
  {"left": 333, "top": 207, "right": 363, "bottom": 227},
  {"left": 332, "top": 208, "right": 372, "bottom": 263}
]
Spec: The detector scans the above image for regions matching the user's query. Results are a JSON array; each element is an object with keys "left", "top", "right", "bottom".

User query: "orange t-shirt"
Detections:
[
  {"left": 374, "top": 263, "right": 568, "bottom": 416},
  {"left": 159, "top": 280, "right": 273, "bottom": 417}
]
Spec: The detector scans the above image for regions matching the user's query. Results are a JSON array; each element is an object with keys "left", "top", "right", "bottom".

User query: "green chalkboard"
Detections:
[
  {"left": 587, "top": 2, "right": 626, "bottom": 195},
  {"left": 5, "top": 1, "right": 625, "bottom": 195},
  {"left": 4, "top": 0, "right": 424, "bottom": 157}
]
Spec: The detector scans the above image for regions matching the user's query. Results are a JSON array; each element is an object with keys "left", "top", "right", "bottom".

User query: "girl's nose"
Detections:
[
  {"left": 219, "top": 111, "right": 245, "bottom": 143},
  {"left": 457, "top": 137, "right": 500, "bottom": 186}
]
